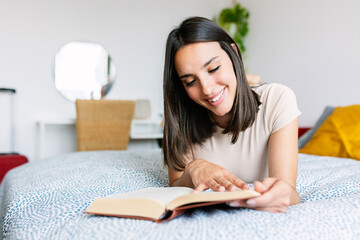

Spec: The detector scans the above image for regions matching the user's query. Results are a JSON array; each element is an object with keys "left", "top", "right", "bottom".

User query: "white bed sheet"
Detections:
[{"left": 1, "top": 150, "right": 360, "bottom": 239}]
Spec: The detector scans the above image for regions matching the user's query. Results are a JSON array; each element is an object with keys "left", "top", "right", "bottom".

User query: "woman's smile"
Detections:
[{"left": 206, "top": 87, "right": 226, "bottom": 105}]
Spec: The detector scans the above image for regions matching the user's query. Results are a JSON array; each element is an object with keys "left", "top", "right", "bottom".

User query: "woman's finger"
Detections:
[
  {"left": 227, "top": 199, "right": 247, "bottom": 207},
  {"left": 215, "top": 176, "right": 237, "bottom": 191},
  {"left": 208, "top": 180, "right": 225, "bottom": 192},
  {"left": 254, "top": 181, "right": 268, "bottom": 193},
  {"left": 193, "top": 183, "right": 208, "bottom": 193},
  {"left": 261, "top": 178, "right": 277, "bottom": 188},
  {"left": 247, "top": 189, "right": 278, "bottom": 207},
  {"left": 225, "top": 173, "right": 250, "bottom": 190},
  {"left": 248, "top": 181, "right": 291, "bottom": 207},
  {"left": 227, "top": 199, "right": 287, "bottom": 213}
]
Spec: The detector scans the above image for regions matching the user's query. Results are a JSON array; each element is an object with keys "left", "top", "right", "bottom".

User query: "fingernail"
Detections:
[
  {"left": 227, "top": 201, "right": 241, "bottom": 207},
  {"left": 246, "top": 199, "right": 256, "bottom": 205}
]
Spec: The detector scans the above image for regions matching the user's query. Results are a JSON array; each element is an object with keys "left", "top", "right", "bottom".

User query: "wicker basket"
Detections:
[{"left": 76, "top": 100, "right": 135, "bottom": 151}]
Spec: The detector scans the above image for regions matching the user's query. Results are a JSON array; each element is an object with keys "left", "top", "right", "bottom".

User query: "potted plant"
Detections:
[
  {"left": 215, "top": 2, "right": 261, "bottom": 85},
  {"left": 214, "top": 1, "right": 250, "bottom": 54}
]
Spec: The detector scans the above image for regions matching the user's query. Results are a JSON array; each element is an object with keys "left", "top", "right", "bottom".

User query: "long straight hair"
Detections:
[{"left": 163, "top": 17, "right": 260, "bottom": 171}]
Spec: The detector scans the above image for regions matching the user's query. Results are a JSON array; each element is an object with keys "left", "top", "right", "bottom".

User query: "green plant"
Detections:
[{"left": 214, "top": 2, "right": 250, "bottom": 54}]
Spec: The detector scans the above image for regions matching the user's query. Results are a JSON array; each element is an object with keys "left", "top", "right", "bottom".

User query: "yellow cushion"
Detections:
[{"left": 299, "top": 105, "right": 360, "bottom": 160}]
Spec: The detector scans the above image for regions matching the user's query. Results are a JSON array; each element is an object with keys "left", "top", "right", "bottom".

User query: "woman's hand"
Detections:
[
  {"left": 229, "top": 177, "right": 300, "bottom": 212},
  {"left": 185, "top": 159, "right": 250, "bottom": 192}
]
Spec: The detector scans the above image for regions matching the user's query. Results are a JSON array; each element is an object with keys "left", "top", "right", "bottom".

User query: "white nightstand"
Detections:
[
  {"left": 35, "top": 118, "right": 76, "bottom": 160},
  {"left": 128, "top": 119, "right": 163, "bottom": 150},
  {"left": 35, "top": 118, "right": 163, "bottom": 159}
]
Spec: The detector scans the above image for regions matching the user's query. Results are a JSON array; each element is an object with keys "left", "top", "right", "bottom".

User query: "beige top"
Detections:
[{"left": 190, "top": 83, "right": 301, "bottom": 182}]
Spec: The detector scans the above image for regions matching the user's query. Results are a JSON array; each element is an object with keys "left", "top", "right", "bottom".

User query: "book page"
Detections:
[
  {"left": 167, "top": 189, "right": 260, "bottom": 210},
  {"left": 108, "top": 187, "right": 194, "bottom": 206}
]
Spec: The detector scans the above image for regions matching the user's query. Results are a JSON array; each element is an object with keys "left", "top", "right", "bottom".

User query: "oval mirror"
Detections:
[{"left": 53, "top": 41, "right": 116, "bottom": 102}]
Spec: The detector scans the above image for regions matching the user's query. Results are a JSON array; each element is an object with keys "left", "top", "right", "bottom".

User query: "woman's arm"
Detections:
[
  {"left": 229, "top": 118, "right": 300, "bottom": 212},
  {"left": 266, "top": 117, "right": 300, "bottom": 205}
]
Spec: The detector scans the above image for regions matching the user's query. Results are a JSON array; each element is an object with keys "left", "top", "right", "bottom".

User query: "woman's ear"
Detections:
[{"left": 231, "top": 43, "right": 240, "bottom": 55}]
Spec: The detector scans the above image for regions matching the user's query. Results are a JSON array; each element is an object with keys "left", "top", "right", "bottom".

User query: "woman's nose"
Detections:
[{"left": 199, "top": 77, "right": 214, "bottom": 96}]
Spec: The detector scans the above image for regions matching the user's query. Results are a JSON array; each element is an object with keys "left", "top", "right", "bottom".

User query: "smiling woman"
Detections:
[{"left": 162, "top": 16, "right": 301, "bottom": 213}]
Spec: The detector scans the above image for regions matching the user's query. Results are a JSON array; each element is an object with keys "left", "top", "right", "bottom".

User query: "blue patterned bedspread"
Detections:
[{"left": 1, "top": 150, "right": 360, "bottom": 240}]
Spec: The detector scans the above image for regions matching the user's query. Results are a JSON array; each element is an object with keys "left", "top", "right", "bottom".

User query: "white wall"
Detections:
[
  {"left": 241, "top": 0, "right": 360, "bottom": 126},
  {"left": 1, "top": 0, "right": 359, "bottom": 161},
  {"left": 0, "top": 0, "right": 230, "bottom": 160}
]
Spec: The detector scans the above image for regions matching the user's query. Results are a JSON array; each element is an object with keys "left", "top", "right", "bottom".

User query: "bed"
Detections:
[{"left": 1, "top": 149, "right": 360, "bottom": 240}]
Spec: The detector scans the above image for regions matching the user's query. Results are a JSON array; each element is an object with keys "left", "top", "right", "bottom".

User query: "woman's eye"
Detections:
[
  {"left": 209, "top": 65, "right": 220, "bottom": 73},
  {"left": 186, "top": 79, "right": 196, "bottom": 87}
]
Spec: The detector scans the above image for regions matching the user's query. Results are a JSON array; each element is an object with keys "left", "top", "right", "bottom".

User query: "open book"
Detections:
[{"left": 85, "top": 187, "right": 260, "bottom": 222}]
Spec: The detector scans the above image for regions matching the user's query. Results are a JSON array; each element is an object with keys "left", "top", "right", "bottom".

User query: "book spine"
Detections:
[
  {"left": 156, "top": 209, "right": 187, "bottom": 223},
  {"left": 158, "top": 200, "right": 234, "bottom": 223}
]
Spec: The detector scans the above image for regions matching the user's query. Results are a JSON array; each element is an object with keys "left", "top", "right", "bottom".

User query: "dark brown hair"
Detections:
[{"left": 163, "top": 17, "right": 260, "bottom": 171}]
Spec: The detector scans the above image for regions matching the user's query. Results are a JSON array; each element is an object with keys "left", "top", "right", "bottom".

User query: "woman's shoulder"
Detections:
[
  {"left": 252, "top": 83, "right": 294, "bottom": 95},
  {"left": 252, "top": 83, "right": 296, "bottom": 102},
  {"left": 252, "top": 83, "right": 300, "bottom": 131}
]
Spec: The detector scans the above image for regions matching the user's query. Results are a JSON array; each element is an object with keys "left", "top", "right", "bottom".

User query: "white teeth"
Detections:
[{"left": 208, "top": 88, "right": 224, "bottom": 102}]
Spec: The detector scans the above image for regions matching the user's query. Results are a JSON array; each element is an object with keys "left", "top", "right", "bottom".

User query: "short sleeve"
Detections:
[{"left": 264, "top": 84, "right": 301, "bottom": 134}]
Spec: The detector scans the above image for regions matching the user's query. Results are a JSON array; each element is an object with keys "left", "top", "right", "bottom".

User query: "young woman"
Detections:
[{"left": 162, "top": 17, "right": 301, "bottom": 212}]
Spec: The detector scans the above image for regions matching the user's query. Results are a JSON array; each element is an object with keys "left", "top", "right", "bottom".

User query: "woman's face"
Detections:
[{"left": 175, "top": 42, "right": 237, "bottom": 120}]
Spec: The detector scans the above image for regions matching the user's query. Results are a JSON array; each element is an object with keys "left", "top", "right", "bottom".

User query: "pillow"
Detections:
[
  {"left": 298, "top": 106, "right": 335, "bottom": 149},
  {"left": 299, "top": 105, "right": 360, "bottom": 160}
]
